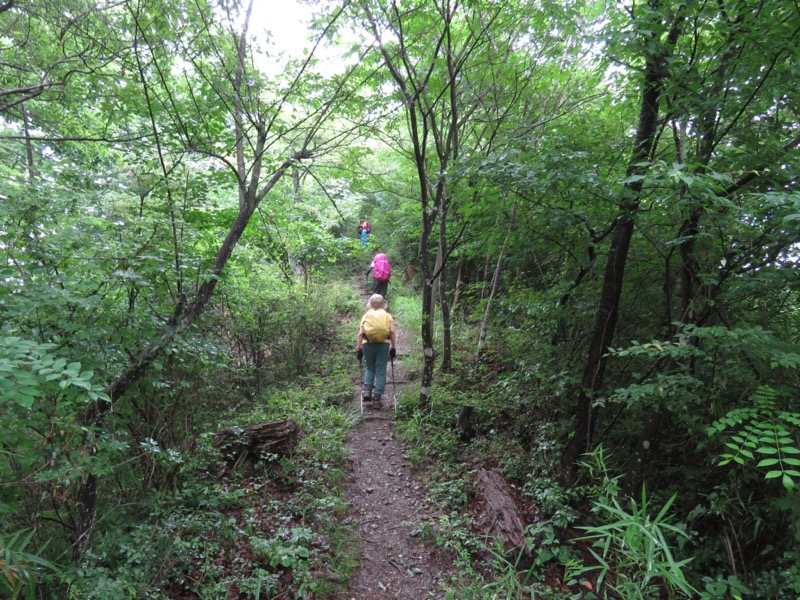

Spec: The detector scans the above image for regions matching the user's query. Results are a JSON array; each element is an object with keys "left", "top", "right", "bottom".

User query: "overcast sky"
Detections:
[
  {"left": 248, "top": 1, "right": 357, "bottom": 76},
  {"left": 250, "top": 0, "right": 312, "bottom": 60}
]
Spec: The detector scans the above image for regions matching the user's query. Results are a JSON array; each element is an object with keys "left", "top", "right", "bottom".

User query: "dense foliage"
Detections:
[{"left": 1, "top": 0, "right": 798, "bottom": 597}]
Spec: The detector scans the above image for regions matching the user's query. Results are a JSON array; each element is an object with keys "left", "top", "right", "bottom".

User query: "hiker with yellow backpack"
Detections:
[{"left": 356, "top": 294, "right": 397, "bottom": 408}]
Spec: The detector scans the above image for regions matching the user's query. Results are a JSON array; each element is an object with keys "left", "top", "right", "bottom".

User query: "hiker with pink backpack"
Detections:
[{"left": 365, "top": 251, "right": 391, "bottom": 298}]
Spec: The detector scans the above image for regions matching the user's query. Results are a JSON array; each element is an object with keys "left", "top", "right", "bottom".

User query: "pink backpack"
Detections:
[{"left": 373, "top": 253, "right": 391, "bottom": 281}]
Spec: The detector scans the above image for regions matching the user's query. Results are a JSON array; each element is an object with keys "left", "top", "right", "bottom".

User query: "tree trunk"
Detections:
[
  {"left": 439, "top": 273, "right": 453, "bottom": 371},
  {"left": 419, "top": 246, "right": 436, "bottom": 410},
  {"left": 560, "top": 7, "right": 685, "bottom": 482},
  {"left": 456, "top": 405, "right": 475, "bottom": 440},
  {"left": 625, "top": 12, "right": 749, "bottom": 495},
  {"left": 73, "top": 0, "right": 315, "bottom": 556},
  {"left": 560, "top": 212, "right": 636, "bottom": 479},
  {"left": 477, "top": 199, "right": 518, "bottom": 359},
  {"left": 451, "top": 255, "right": 465, "bottom": 313},
  {"left": 477, "top": 249, "right": 505, "bottom": 357},
  {"left": 438, "top": 195, "right": 453, "bottom": 372},
  {"left": 22, "top": 102, "right": 37, "bottom": 181},
  {"left": 480, "top": 212, "right": 502, "bottom": 299},
  {"left": 288, "top": 166, "right": 304, "bottom": 277}
]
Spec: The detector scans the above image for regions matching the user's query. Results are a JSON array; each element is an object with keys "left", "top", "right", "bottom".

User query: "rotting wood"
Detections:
[
  {"left": 477, "top": 468, "right": 530, "bottom": 556},
  {"left": 456, "top": 405, "right": 475, "bottom": 440},
  {"left": 213, "top": 418, "right": 298, "bottom": 470}
]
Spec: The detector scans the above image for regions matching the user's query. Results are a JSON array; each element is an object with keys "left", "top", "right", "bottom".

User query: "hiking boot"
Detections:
[
  {"left": 363, "top": 395, "right": 372, "bottom": 405},
  {"left": 372, "top": 396, "right": 382, "bottom": 408}
]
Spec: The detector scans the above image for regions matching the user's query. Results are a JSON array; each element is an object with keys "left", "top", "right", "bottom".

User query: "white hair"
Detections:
[{"left": 367, "top": 294, "right": 387, "bottom": 310}]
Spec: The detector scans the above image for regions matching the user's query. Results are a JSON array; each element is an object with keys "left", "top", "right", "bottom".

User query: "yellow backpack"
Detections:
[{"left": 362, "top": 309, "right": 391, "bottom": 342}]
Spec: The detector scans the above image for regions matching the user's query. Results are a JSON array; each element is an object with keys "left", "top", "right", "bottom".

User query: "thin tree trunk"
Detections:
[
  {"left": 22, "top": 102, "right": 37, "bottom": 181},
  {"left": 623, "top": 13, "right": 746, "bottom": 495},
  {"left": 418, "top": 173, "right": 442, "bottom": 409},
  {"left": 431, "top": 246, "right": 442, "bottom": 316},
  {"left": 289, "top": 166, "right": 304, "bottom": 277},
  {"left": 451, "top": 255, "right": 465, "bottom": 313},
  {"left": 480, "top": 212, "right": 502, "bottom": 299},
  {"left": 74, "top": 0, "right": 308, "bottom": 557},
  {"left": 438, "top": 194, "right": 453, "bottom": 372},
  {"left": 420, "top": 241, "right": 436, "bottom": 409},
  {"left": 477, "top": 250, "right": 504, "bottom": 357},
  {"left": 439, "top": 267, "right": 453, "bottom": 371},
  {"left": 477, "top": 199, "right": 518, "bottom": 359}
]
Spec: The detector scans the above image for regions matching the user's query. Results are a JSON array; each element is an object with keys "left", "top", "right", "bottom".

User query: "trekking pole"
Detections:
[
  {"left": 390, "top": 355, "right": 397, "bottom": 410},
  {"left": 359, "top": 356, "right": 365, "bottom": 415}
]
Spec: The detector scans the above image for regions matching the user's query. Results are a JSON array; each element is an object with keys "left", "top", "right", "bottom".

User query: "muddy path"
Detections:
[{"left": 343, "top": 300, "right": 456, "bottom": 599}]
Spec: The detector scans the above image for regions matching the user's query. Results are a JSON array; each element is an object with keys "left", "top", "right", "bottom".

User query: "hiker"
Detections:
[
  {"left": 356, "top": 294, "right": 397, "bottom": 407},
  {"left": 358, "top": 218, "right": 371, "bottom": 247},
  {"left": 365, "top": 250, "right": 391, "bottom": 298}
]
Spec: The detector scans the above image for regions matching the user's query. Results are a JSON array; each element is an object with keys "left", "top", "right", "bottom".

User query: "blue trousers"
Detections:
[
  {"left": 362, "top": 342, "right": 390, "bottom": 398},
  {"left": 361, "top": 230, "right": 368, "bottom": 247}
]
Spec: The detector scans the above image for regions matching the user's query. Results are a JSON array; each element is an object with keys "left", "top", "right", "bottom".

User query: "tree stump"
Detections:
[
  {"left": 213, "top": 418, "right": 298, "bottom": 471},
  {"left": 477, "top": 468, "right": 530, "bottom": 556},
  {"left": 456, "top": 405, "right": 475, "bottom": 440}
]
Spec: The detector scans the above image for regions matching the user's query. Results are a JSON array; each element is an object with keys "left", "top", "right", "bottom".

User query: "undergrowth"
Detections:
[
  {"left": 389, "top": 307, "right": 713, "bottom": 599},
  {"left": 55, "top": 277, "right": 365, "bottom": 599}
]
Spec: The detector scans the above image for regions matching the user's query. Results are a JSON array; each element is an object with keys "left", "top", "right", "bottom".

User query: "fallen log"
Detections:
[
  {"left": 477, "top": 468, "right": 530, "bottom": 556},
  {"left": 213, "top": 418, "right": 299, "bottom": 470}
]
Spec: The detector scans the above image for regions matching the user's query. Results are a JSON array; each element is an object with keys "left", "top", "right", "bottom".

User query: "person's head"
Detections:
[{"left": 367, "top": 294, "right": 387, "bottom": 310}]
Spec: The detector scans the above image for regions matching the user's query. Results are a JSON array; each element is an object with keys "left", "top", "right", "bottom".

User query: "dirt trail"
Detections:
[{"left": 344, "top": 303, "right": 455, "bottom": 599}]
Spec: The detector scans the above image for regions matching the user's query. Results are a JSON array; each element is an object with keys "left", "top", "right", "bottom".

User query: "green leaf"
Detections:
[
  {"left": 623, "top": 173, "right": 646, "bottom": 183},
  {"left": 13, "top": 392, "right": 37, "bottom": 409},
  {"left": 756, "top": 458, "right": 779, "bottom": 468}
]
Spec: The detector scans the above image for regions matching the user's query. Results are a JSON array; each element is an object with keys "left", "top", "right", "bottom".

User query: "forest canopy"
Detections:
[{"left": 1, "top": 0, "right": 798, "bottom": 597}]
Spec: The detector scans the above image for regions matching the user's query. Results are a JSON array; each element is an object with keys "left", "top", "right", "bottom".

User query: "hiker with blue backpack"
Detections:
[
  {"left": 358, "top": 219, "right": 371, "bottom": 247},
  {"left": 356, "top": 294, "right": 397, "bottom": 408},
  {"left": 365, "top": 251, "right": 391, "bottom": 298}
]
